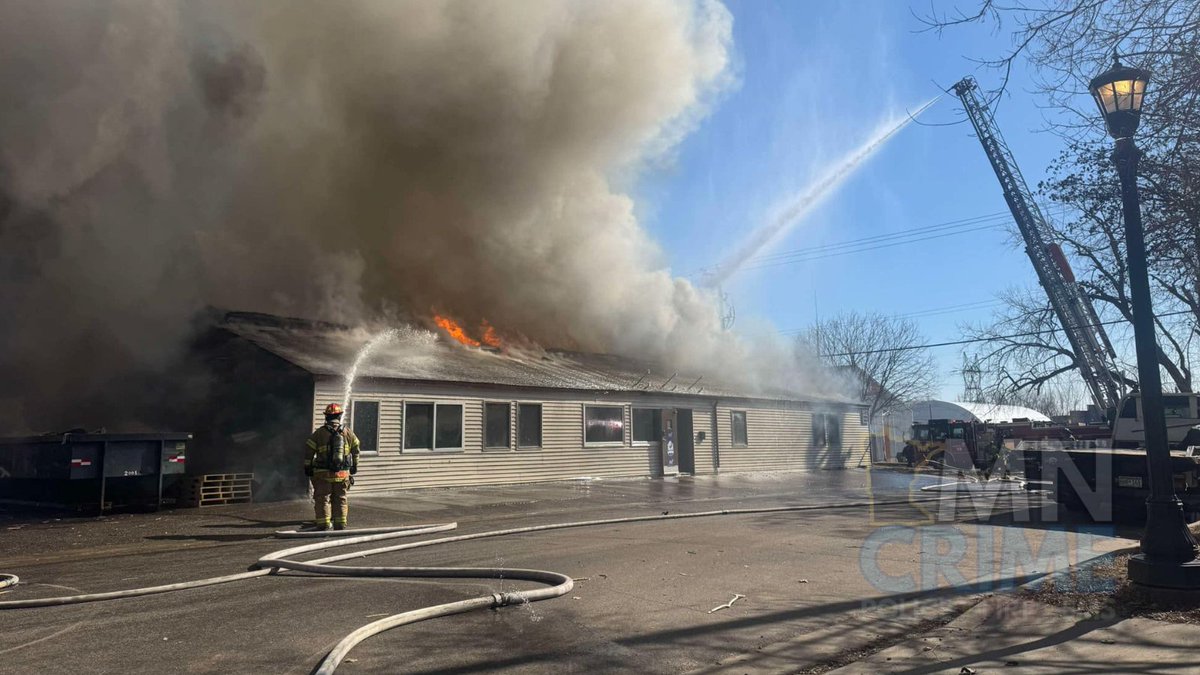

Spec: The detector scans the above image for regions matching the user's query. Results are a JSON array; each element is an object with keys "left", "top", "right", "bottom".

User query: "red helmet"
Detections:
[{"left": 324, "top": 403, "right": 344, "bottom": 417}]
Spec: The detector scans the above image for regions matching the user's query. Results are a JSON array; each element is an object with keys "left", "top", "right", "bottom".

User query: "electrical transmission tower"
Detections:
[
  {"left": 718, "top": 286, "right": 736, "bottom": 330},
  {"left": 961, "top": 355, "right": 983, "bottom": 403}
]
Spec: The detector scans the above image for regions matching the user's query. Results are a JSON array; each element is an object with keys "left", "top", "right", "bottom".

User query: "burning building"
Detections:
[{"left": 190, "top": 312, "right": 868, "bottom": 498}]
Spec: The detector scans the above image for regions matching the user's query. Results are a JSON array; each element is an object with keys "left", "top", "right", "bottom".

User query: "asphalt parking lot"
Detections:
[{"left": 0, "top": 469, "right": 1132, "bottom": 674}]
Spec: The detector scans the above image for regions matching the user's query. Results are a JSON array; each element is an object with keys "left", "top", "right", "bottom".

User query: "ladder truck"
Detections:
[
  {"left": 952, "top": 77, "right": 1200, "bottom": 520},
  {"left": 952, "top": 77, "right": 1125, "bottom": 415}
]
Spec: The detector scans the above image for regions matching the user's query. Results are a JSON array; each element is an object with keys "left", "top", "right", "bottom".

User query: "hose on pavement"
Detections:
[{"left": 0, "top": 493, "right": 969, "bottom": 672}]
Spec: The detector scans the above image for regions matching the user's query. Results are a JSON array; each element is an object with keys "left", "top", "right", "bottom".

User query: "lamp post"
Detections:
[{"left": 1089, "top": 57, "right": 1200, "bottom": 587}]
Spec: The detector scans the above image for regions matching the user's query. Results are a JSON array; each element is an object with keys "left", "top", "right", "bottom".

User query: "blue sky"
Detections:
[{"left": 639, "top": 1, "right": 1075, "bottom": 400}]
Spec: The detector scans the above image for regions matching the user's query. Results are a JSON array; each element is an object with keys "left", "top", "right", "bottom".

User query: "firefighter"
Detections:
[{"left": 304, "top": 403, "right": 360, "bottom": 530}]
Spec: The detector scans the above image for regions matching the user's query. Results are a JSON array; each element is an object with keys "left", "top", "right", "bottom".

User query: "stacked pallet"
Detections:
[{"left": 181, "top": 473, "right": 253, "bottom": 507}]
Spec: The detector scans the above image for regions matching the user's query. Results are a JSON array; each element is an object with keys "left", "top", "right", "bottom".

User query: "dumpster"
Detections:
[{"left": 0, "top": 432, "right": 190, "bottom": 512}]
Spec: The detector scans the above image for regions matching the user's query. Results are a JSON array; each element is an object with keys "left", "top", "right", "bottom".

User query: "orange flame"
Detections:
[
  {"left": 480, "top": 320, "right": 502, "bottom": 348},
  {"left": 434, "top": 314, "right": 481, "bottom": 347}
]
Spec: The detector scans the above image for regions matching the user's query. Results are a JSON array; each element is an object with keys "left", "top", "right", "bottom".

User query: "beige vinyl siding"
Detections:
[
  {"left": 315, "top": 379, "right": 656, "bottom": 491},
  {"left": 842, "top": 411, "right": 870, "bottom": 466},
  {"left": 714, "top": 405, "right": 865, "bottom": 473},
  {"left": 312, "top": 376, "right": 864, "bottom": 489},
  {"left": 691, "top": 408, "right": 715, "bottom": 474},
  {"left": 716, "top": 405, "right": 811, "bottom": 473}
]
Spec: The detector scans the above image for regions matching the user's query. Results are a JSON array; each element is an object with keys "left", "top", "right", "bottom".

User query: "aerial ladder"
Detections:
[{"left": 952, "top": 77, "right": 1126, "bottom": 413}]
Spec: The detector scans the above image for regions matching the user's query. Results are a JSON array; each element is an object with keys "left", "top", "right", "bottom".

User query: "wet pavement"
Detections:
[{"left": 0, "top": 469, "right": 1135, "bottom": 674}]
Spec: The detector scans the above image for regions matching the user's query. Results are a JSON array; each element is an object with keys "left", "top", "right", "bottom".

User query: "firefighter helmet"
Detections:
[{"left": 324, "top": 403, "right": 345, "bottom": 417}]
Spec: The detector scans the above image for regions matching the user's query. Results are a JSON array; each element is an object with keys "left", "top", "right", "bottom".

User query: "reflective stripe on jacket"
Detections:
[{"left": 305, "top": 425, "right": 361, "bottom": 482}]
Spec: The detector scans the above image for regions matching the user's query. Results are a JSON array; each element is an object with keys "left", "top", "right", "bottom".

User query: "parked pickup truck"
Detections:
[
  {"left": 1022, "top": 444, "right": 1200, "bottom": 524},
  {"left": 1019, "top": 393, "right": 1200, "bottom": 521}
]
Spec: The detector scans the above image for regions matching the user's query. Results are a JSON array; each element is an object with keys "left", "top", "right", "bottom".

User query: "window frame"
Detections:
[
  {"left": 483, "top": 401, "right": 513, "bottom": 451},
  {"left": 631, "top": 407, "right": 663, "bottom": 445},
  {"left": 826, "top": 413, "right": 843, "bottom": 449},
  {"left": 348, "top": 399, "right": 381, "bottom": 456},
  {"left": 730, "top": 410, "right": 748, "bottom": 448},
  {"left": 517, "top": 402, "right": 543, "bottom": 450},
  {"left": 811, "top": 412, "right": 827, "bottom": 448},
  {"left": 402, "top": 401, "right": 465, "bottom": 452},
  {"left": 583, "top": 404, "right": 626, "bottom": 447},
  {"left": 1162, "top": 395, "right": 1192, "bottom": 419}
]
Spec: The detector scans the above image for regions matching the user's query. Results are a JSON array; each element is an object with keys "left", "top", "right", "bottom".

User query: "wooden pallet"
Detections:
[{"left": 181, "top": 473, "right": 254, "bottom": 507}]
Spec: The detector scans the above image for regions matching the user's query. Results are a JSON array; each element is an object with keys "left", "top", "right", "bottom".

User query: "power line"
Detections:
[
  {"left": 698, "top": 207, "right": 1076, "bottom": 278},
  {"left": 815, "top": 309, "right": 1195, "bottom": 358},
  {"left": 695, "top": 211, "right": 1020, "bottom": 277},
  {"left": 895, "top": 299, "right": 1007, "bottom": 320},
  {"left": 743, "top": 212, "right": 1011, "bottom": 264},
  {"left": 778, "top": 297, "right": 1005, "bottom": 335},
  {"left": 739, "top": 223, "right": 1005, "bottom": 272}
]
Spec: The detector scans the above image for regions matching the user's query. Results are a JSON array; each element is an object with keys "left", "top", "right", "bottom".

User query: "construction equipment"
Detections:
[
  {"left": 901, "top": 419, "right": 984, "bottom": 471},
  {"left": 900, "top": 417, "right": 1108, "bottom": 475},
  {"left": 952, "top": 77, "right": 1126, "bottom": 414}
]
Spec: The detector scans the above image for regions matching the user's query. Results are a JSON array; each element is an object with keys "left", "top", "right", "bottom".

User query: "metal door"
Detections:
[{"left": 677, "top": 409, "right": 695, "bottom": 474}]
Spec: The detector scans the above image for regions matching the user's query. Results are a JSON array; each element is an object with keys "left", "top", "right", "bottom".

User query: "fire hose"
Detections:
[{"left": 0, "top": 494, "right": 968, "bottom": 673}]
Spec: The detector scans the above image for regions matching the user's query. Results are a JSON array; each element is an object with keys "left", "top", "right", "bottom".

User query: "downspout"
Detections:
[{"left": 711, "top": 399, "right": 720, "bottom": 472}]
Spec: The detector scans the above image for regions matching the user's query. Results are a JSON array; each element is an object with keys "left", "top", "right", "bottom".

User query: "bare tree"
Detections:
[
  {"left": 1041, "top": 136, "right": 1198, "bottom": 392},
  {"left": 799, "top": 312, "right": 939, "bottom": 423},
  {"left": 981, "top": 365, "right": 1089, "bottom": 418},
  {"left": 963, "top": 288, "right": 1087, "bottom": 398},
  {"left": 928, "top": 0, "right": 1200, "bottom": 402},
  {"left": 919, "top": 0, "right": 1199, "bottom": 138}
]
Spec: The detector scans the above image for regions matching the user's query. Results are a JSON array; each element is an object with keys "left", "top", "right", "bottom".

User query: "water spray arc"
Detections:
[
  {"left": 706, "top": 96, "right": 942, "bottom": 285},
  {"left": 341, "top": 329, "right": 401, "bottom": 410}
]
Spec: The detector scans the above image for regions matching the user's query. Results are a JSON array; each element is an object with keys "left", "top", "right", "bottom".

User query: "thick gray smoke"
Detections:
[{"left": 0, "top": 0, "right": 842, "bottom": 432}]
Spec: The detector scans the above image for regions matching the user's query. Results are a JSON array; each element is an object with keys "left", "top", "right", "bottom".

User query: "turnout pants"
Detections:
[{"left": 312, "top": 478, "right": 349, "bottom": 527}]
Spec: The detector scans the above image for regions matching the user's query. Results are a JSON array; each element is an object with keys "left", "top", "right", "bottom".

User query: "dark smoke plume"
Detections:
[{"left": 0, "top": 0, "right": 841, "bottom": 433}]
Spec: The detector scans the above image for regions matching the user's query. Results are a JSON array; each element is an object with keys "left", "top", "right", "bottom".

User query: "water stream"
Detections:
[
  {"left": 709, "top": 96, "right": 941, "bottom": 285},
  {"left": 342, "top": 328, "right": 401, "bottom": 408}
]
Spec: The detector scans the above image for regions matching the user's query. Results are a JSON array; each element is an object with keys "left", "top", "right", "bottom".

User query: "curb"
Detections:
[{"left": 1017, "top": 543, "right": 1141, "bottom": 592}]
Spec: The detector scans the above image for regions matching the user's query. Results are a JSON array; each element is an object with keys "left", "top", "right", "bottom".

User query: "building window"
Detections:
[
  {"left": 859, "top": 409, "right": 869, "bottom": 426},
  {"left": 812, "top": 413, "right": 842, "bottom": 449},
  {"left": 731, "top": 410, "right": 748, "bottom": 447},
  {"left": 349, "top": 400, "right": 380, "bottom": 455},
  {"left": 404, "top": 402, "right": 463, "bottom": 451},
  {"left": 518, "top": 403, "right": 542, "bottom": 448},
  {"left": 828, "top": 414, "right": 843, "bottom": 448},
  {"left": 485, "top": 403, "right": 511, "bottom": 449},
  {"left": 404, "top": 403, "right": 433, "bottom": 450},
  {"left": 585, "top": 405, "right": 624, "bottom": 445},
  {"left": 1163, "top": 395, "right": 1191, "bottom": 419},
  {"left": 435, "top": 404, "right": 463, "bottom": 449},
  {"left": 632, "top": 408, "right": 662, "bottom": 443}
]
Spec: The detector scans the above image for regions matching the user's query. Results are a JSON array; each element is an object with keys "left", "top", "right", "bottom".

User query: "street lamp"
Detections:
[{"left": 1089, "top": 57, "right": 1200, "bottom": 587}]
